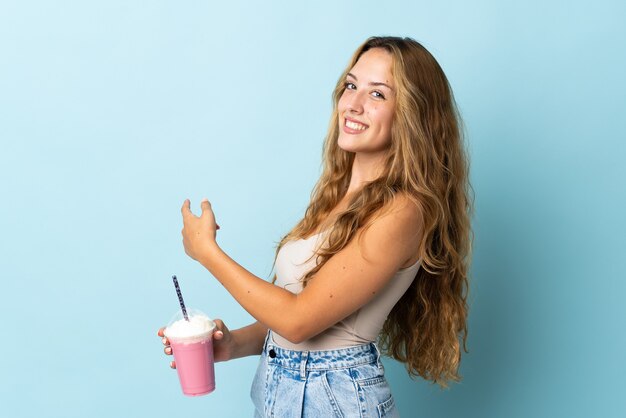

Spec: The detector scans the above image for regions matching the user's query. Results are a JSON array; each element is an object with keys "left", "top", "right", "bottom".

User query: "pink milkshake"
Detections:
[{"left": 164, "top": 309, "right": 216, "bottom": 396}]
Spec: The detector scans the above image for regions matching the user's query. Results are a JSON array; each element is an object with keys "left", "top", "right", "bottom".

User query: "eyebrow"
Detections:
[{"left": 347, "top": 72, "right": 394, "bottom": 91}]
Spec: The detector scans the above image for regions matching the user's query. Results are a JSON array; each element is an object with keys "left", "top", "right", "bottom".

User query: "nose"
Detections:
[{"left": 345, "top": 91, "right": 365, "bottom": 114}]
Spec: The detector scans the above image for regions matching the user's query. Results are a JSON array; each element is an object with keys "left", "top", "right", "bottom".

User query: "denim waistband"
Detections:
[{"left": 263, "top": 331, "right": 382, "bottom": 372}]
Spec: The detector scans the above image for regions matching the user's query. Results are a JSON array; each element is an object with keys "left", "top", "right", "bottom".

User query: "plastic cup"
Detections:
[{"left": 164, "top": 308, "right": 216, "bottom": 396}]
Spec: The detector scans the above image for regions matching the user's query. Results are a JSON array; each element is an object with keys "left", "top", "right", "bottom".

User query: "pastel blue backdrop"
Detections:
[{"left": 1, "top": 1, "right": 624, "bottom": 417}]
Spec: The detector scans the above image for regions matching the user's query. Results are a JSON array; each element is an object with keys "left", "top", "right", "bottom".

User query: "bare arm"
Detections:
[
  {"left": 230, "top": 321, "right": 268, "bottom": 359},
  {"left": 182, "top": 196, "right": 422, "bottom": 344}
]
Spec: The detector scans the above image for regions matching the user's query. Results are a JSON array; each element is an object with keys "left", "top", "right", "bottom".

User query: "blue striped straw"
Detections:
[{"left": 172, "top": 275, "right": 189, "bottom": 321}]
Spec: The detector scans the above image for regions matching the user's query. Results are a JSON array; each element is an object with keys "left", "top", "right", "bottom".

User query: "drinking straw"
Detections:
[{"left": 172, "top": 275, "right": 189, "bottom": 321}]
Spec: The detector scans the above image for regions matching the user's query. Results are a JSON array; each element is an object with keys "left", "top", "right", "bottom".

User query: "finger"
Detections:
[
  {"left": 213, "top": 318, "right": 226, "bottom": 340},
  {"left": 213, "top": 318, "right": 224, "bottom": 331},
  {"left": 200, "top": 198, "right": 211, "bottom": 215},
  {"left": 162, "top": 336, "right": 170, "bottom": 346},
  {"left": 170, "top": 361, "right": 176, "bottom": 369},
  {"left": 157, "top": 327, "right": 165, "bottom": 337},
  {"left": 181, "top": 199, "right": 192, "bottom": 217},
  {"left": 164, "top": 346, "right": 173, "bottom": 355}
]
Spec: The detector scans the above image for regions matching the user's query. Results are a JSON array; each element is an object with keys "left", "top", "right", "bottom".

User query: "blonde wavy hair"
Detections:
[{"left": 270, "top": 36, "right": 474, "bottom": 388}]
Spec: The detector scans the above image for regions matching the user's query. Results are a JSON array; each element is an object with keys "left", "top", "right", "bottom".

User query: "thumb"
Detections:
[{"left": 213, "top": 318, "right": 228, "bottom": 339}]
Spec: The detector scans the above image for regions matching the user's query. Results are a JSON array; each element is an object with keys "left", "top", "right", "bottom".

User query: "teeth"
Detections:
[{"left": 346, "top": 120, "right": 367, "bottom": 131}]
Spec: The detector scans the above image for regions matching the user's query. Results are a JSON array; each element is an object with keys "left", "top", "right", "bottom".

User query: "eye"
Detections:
[
  {"left": 344, "top": 82, "right": 356, "bottom": 90},
  {"left": 371, "top": 90, "right": 386, "bottom": 100}
]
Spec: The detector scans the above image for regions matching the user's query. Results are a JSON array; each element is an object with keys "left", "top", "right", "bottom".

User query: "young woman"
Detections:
[{"left": 158, "top": 36, "right": 473, "bottom": 417}]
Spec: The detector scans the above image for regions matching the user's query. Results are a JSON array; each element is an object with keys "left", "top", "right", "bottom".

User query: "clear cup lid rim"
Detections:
[{"left": 165, "top": 308, "right": 216, "bottom": 335}]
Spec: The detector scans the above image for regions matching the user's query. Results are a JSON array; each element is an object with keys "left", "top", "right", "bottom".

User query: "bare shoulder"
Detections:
[
  {"left": 356, "top": 193, "right": 423, "bottom": 268},
  {"left": 364, "top": 193, "right": 423, "bottom": 238},
  {"left": 387, "top": 193, "right": 422, "bottom": 226}
]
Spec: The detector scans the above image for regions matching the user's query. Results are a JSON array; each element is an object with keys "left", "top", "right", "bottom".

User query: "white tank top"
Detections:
[{"left": 271, "top": 230, "right": 421, "bottom": 350}]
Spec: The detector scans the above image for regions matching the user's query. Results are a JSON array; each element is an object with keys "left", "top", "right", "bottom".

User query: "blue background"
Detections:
[{"left": 1, "top": 1, "right": 625, "bottom": 417}]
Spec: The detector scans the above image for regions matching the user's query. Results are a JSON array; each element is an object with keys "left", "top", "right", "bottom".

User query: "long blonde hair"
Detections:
[{"left": 270, "top": 36, "right": 474, "bottom": 388}]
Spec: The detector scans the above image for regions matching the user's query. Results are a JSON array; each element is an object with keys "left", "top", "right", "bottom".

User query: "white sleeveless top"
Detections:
[{"left": 271, "top": 230, "right": 421, "bottom": 350}]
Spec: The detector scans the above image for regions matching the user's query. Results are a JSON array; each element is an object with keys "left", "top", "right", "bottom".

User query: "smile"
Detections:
[{"left": 344, "top": 118, "right": 368, "bottom": 132}]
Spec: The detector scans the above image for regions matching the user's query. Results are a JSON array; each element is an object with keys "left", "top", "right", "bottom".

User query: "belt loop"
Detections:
[
  {"left": 263, "top": 330, "right": 273, "bottom": 362},
  {"left": 372, "top": 343, "right": 384, "bottom": 373},
  {"left": 300, "top": 351, "right": 309, "bottom": 380},
  {"left": 263, "top": 330, "right": 271, "bottom": 351},
  {"left": 372, "top": 342, "right": 381, "bottom": 362}
]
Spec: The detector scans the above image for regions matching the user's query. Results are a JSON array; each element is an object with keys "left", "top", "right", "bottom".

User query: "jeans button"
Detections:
[{"left": 269, "top": 349, "right": 276, "bottom": 358}]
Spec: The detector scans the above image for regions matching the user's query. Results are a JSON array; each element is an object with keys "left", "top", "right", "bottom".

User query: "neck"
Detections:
[{"left": 346, "top": 152, "right": 387, "bottom": 194}]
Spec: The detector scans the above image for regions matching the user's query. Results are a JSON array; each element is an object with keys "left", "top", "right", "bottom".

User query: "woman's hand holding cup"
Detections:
[{"left": 158, "top": 318, "right": 233, "bottom": 369}]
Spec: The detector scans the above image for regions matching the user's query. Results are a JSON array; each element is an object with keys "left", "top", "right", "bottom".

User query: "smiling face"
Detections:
[{"left": 337, "top": 48, "right": 396, "bottom": 156}]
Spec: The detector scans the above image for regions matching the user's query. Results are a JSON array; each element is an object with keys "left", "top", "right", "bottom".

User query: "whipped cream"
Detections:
[{"left": 165, "top": 314, "right": 215, "bottom": 342}]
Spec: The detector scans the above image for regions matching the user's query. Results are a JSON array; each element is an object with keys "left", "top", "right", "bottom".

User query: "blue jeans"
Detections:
[{"left": 250, "top": 331, "right": 400, "bottom": 417}]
